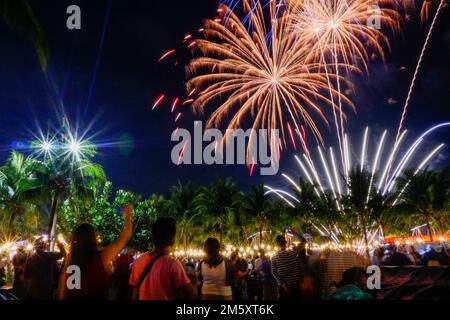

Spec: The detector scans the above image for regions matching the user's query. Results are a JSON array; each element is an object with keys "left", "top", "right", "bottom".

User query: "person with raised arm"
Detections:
[{"left": 58, "top": 204, "right": 133, "bottom": 300}]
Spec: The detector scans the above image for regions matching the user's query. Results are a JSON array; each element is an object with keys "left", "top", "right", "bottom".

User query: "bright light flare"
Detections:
[
  {"left": 68, "top": 140, "right": 81, "bottom": 154},
  {"left": 41, "top": 141, "right": 53, "bottom": 152}
]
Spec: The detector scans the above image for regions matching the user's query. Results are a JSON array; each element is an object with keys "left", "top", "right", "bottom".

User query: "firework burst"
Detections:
[
  {"left": 289, "top": 0, "right": 400, "bottom": 72},
  {"left": 287, "top": 0, "right": 400, "bottom": 175},
  {"left": 186, "top": 0, "right": 354, "bottom": 161}
]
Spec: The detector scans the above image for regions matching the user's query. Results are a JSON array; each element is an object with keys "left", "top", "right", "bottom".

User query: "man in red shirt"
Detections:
[{"left": 129, "top": 217, "right": 197, "bottom": 300}]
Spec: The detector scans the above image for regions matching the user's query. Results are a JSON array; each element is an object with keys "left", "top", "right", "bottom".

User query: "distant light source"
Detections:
[
  {"left": 68, "top": 141, "right": 81, "bottom": 154},
  {"left": 41, "top": 142, "right": 53, "bottom": 151}
]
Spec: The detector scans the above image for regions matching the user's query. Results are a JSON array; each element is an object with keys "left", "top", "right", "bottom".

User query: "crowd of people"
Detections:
[{"left": 1, "top": 204, "right": 449, "bottom": 300}]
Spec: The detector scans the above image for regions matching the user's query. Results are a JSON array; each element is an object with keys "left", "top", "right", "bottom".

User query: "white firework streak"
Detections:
[{"left": 265, "top": 123, "right": 449, "bottom": 244}]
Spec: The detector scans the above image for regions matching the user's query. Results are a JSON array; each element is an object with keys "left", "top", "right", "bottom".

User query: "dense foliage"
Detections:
[{"left": 0, "top": 148, "right": 449, "bottom": 250}]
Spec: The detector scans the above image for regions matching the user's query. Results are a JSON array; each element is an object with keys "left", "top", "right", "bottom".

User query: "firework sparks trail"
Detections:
[
  {"left": 266, "top": 124, "right": 446, "bottom": 250},
  {"left": 289, "top": 0, "right": 400, "bottom": 177},
  {"left": 392, "top": 143, "right": 445, "bottom": 205},
  {"left": 267, "top": 124, "right": 448, "bottom": 213},
  {"left": 177, "top": 140, "right": 189, "bottom": 165},
  {"left": 366, "top": 130, "right": 387, "bottom": 202},
  {"left": 330, "top": 147, "right": 342, "bottom": 196},
  {"left": 171, "top": 98, "right": 179, "bottom": 112},
  {"left": 152, "top": 94, "right": 165, "bottom": 110},
  {"left": 395, "top": 0, "right": 446, "bottom": 143},
  {"left": 384, "top": 122, "right": 450, "bottom": 194},
  {"left": 263, "top": 185, "right": 297, "bottom": 207},
  {"left": 84, "top": 0, "right": 112, "bottom": 116},
  {"left": 377, "top": 130, "right": 408, "bottom": 192},
  {"left": 158, "top": 49, "right": 176, "bottom": 62}
]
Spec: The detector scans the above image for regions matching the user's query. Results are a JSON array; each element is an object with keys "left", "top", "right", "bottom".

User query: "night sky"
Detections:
[{"left": 0, "top": 0, "right": 449, "bottom": 197}]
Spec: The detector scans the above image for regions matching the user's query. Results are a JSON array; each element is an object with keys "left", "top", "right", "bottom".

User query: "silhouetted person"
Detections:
[
  {"left": 58, "top": 204, "right": 133, "bottom": 300},
  {"left": 198, "top": 237, "right": 233, "bottom": 300},
  {"left": 24, "top": 237, "right": 66, "bottom": 300},
  {"left": 129, "top": 217, "right": 197, "bottom": 300},
  {"left": 381, "top": 246, "right": 411, "bottom": 266},
  {"left": 12, "top": 248, "right": 28, "bottom": 299},
  {"left": 407, "top": 246, "right": 421, "bottom": 265},
  {"left": 111, "top": 250, "right": 135, "bottom": 300},
  {"left": 257, "top": 251, "right": 278, "bottom": 300},
  {"left": 271, "top": 235, "right": 301, "bottom": 300},
  {"left": 230, "top": 251, "right": 249, "bottom": 300}
]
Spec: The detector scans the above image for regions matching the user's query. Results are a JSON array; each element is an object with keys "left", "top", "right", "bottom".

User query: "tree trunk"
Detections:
[
  {"left": 183, "top": 229, "right": 187, "bottom": 252},
  {"left": 259, "top": 214, "right": 263, "bottom": 247},
  {"left": 360, "top": 212, "right": 370, "bottom": 261},
  {"left": 425, "top": 213, "right": 433, "bottom": 242},
  {"left": 435, "top": 213, "right": 445, "bottom": 235},
  {"left": 48, "top": 192, "right": 60, "bottom": 250},
  {"left": 6, "top": 207, "right": 18, "bottom": 237}
]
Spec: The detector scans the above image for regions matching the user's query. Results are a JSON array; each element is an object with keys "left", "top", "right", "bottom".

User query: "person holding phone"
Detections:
[{"left": 58, "top": 204, "right": 134, "bottom": 300}]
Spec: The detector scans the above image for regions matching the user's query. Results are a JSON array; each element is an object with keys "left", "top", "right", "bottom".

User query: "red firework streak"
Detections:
[
  {"left": 158, "top": 50, "right": 176, "bottom": 62},
  {"left": 182, "top": 98, "right": 194, "bottom": 106},
  {"left": 199, "top": 87, "right": 210, "bottom": 95},
  {"left": 249, "top": 162, "right": 256, "bottom": 177},
  {"left": 152, "top": 94, "right": 165, "bottom": 110},
  {"left": 287, "top": 122, "right": 297, "bottom": 150},
  {"left": 171, "top": 98, "right": 179, "bottom": 112},
  {"left": 249, "top": 155, "right": 257, "bottom": 177},
  {"left": 182, "top": 33, "right": 192, "bottom": 43},
  {"left": 187, "top": 41, "right": 196, "bottom": 49},
  {"left": 296, "top": 126, "right": 310, "bottom": 159},
  {"left": 188, "top": 88, "right": 196, "bottom": 97},
  {"left": 177, "top": 141, "right": 189, "bottom": 165}
]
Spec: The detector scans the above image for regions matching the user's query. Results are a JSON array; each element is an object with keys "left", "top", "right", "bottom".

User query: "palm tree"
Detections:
[
  {"left": 166, "top": 181, "right": 199, "bottom": 250},
  {"left": 430, "top": 167, "right": 450, "bottom": 234},
  {"left": 0, "top": 0, "right": 48, "bottom": 70},
  {"left": 194, "top": 177, "right": 239, "bottom": 244},
  {"left": 314, "top": 190, "right": 341, "bottom": 240},
  {"left": 344, "top": 168, "right": 374, "bottom": 260},
  {"left": 270, "top": 199, "right": 292, "bottom": 234},
  {"left": 148, "top": 193, "right": 168, "bottom": 216},
  {"left": 0, "top": 151, "right": 45, "bottom": 236},
  {"left": 35, "top": 142, "right": 106, "bottom": 243},
  {"left": 368, "top": 192, "right": 396, "bottom": 238},
  {"left": 241, "top": 184, "right": 273, "bottom": 246},
  {"left": 396, "top": 169, "right": 440, "bottom": 241},
  {"left": 291, "top": 178, "right": 318, "bottom": 234}
]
